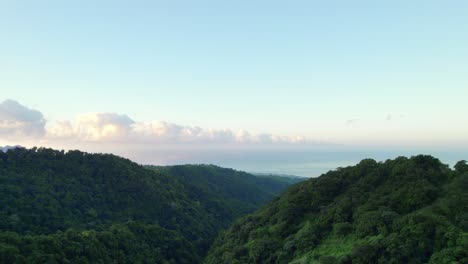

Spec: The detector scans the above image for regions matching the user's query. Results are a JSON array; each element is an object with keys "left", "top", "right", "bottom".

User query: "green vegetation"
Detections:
[
  {"left": 0, "top": 147, "right": 298, "bottom": 263},
  {"left": 147, "top": 165, "right": 304, "bottom": 222},
  {"left": 2, "top": 148, "right": 465, "bottom": 263},
  {"left": 205, "top": 156, "right": 468, "bottom": 264}
]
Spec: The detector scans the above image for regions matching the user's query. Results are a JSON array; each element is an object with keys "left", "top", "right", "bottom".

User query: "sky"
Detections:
[{"left": 1, "top": 1, "right": 467, "bottom": 176}]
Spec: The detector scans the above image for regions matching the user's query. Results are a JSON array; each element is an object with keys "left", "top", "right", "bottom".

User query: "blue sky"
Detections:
[{"left": 1, "top": 1, "right": 467, "bottom": 174}]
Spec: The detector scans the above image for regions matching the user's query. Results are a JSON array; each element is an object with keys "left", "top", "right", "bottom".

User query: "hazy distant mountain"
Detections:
[
  {"left": 252, "top": 172, "right": 307, "bottom": 182},
  {"left": 253, "top": 172, "right": 306, "bottom": 178},
  {"left": 0, "top": 145, "right": 24, "bottom": 152}
]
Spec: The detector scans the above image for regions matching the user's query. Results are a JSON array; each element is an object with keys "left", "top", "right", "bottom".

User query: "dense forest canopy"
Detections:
[
  {"left": 146, "top": 165, "right": 303, "bottom": 221},
  {"left": 0, "top": 147, "right": 299, "bottom": 263},
  {"left": 1, "top": 147, "right": 465, "bottom": 263},
  {"left": 205, "top": 155, "right": 468, "bottom": 264}
]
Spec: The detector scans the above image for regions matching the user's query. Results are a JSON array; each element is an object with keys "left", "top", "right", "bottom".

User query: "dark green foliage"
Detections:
[
  {"left": 332, "top": 222, "right": 352, "bottom": 237},
  {"left": 147, "top": 165, "right": 302, "bottom": 225},
  {"left": 0, "top": 147, "right": 296, "bottom": 263},
  {"left": 0, "top": 223, "right": 198, "bottom": 264},
  {"left": 205, "top": 155, "right": 468, "bottom": 264},
  {"left": 319, "top": 255, "right": 338, "bottom": 264},
  {"left": 455, "top": 160, "right": 468, "bottom": 173}
]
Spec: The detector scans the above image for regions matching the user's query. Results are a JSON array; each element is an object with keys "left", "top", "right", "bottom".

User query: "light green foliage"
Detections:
[{"left": 205, "top": 155, "right": 468, "bottom": 264}]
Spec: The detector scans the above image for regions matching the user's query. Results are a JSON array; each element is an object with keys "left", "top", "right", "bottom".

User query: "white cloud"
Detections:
[
  {"left": 130, "top": 123, "right": 305, "bottom": 144},
  {"left": 1, "top": 100, "right": 308, "bottom": 145},
  {"left": 131, "top": 121, "right": 208, "bottom": 142},
  {"left": 49, "top": 113, "right": 135, "bottom": 141},
  {"left": 47, "top": 112, "right": 305, "bottom": 145},
  {"left": 0, "top": 100, "right": 46, "bottom": 138}
]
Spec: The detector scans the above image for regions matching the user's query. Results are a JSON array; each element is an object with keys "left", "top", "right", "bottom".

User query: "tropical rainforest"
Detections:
[
  {"left": 205, "top": 155, "right": 468, "bottom": 264},
  {"left": 1, "top": 148, "right": 466, "bottom": 264},
  {"left": 0, "top": 147, "right": 301, "bottom": 263}
]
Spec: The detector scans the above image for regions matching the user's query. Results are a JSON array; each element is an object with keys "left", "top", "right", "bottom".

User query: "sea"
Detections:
[{"left": 210, "top": 149, "right": 468, "bottom": 178}]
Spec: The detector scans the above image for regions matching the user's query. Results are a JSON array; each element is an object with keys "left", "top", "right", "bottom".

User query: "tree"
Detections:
[{"left": 454, "top": 160, "right": 468, "bottom": 173}]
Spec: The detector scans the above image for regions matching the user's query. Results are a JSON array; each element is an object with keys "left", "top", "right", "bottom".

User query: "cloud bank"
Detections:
[
  {"left": 49, "top": 113, "right": 306, "bottom": 144},
  {"left": 2, "top": 100, "right": 307, "bottom": 145},
  {"left": 0, "top": 100, "right": 46, "bottom": 138}
]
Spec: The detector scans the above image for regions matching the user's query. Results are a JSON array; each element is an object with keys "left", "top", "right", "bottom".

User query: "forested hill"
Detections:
[
  {"left": 205, "top": 155, "right": 468, "bottom": 264},
  {"left": 0, "top": 147, "right": 299, "bottom": 263},
  {"left": 147, "top": 165, "right": 304, "bottom": 222}
]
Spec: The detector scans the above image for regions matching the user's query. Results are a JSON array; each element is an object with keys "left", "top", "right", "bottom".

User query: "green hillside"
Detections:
[
  {"left": 147, "top": 165, "right": 304, "bottom": 223},
  {"left": 205, "top": 155, "right": 468, "bottom": 264},
  {"left": 0, "top": 147, "right": 296, "bottom": 263}
]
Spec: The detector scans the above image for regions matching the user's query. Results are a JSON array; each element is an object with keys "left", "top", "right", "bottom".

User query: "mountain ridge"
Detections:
[
  {"left": 205, "top": 155, "right": 468, "bottom": 264},
  {"left": 0, "top": 147, "right": 298, "bottom": 263}
]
